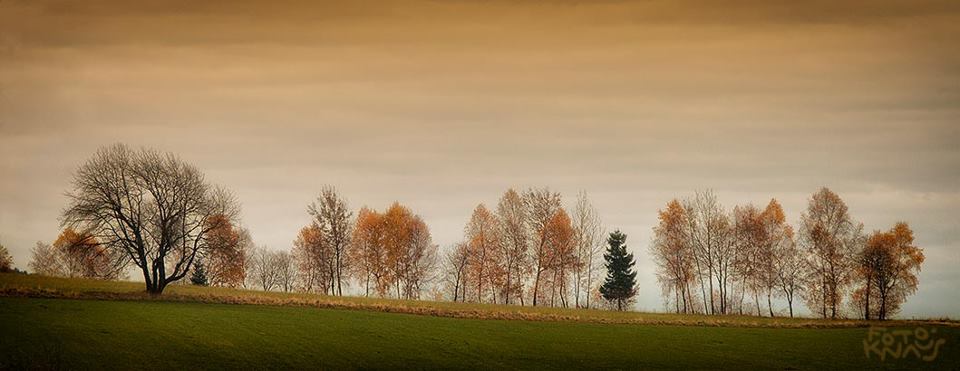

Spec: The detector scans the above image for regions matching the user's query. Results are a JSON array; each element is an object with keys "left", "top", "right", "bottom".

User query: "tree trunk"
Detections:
[
  {"left": 559, "top": 271, "right": 568, "bottom": 308},
  {"left": 694, "top": 260, "right": 709, "bottom": 315},
  {"left": 142, "top": 266, "right": 156, "bottom": 293},
  {"left": 585, "top": 261, "right": 593, "bottom": 309},
  {"left": 682, "top": 284, "right": 689, "bottom": 314},
  {"left": 550, "top": 269, "right": 558, "bottom": 307},
  {"left": 574, "top": 262, "right": 581, "bottom": 309},
  {"left": 879, "top": 290, "right": 887, "bottom": 321},
  {"left": 788, "top": 296, "right": 794, "bottom": 318},
  {"left": 707, "top": 269, "right": 715, "bottom": 315},
  {"left": 864, "top": 284, "right": 871, "bottom": 320},
  {"left": 517, "top": 265, "right": 525, "bottom": 306},
  {"left": 505, "top": 269, "right": 512, "bottom": 305},
  {"left": 675, "top": 288, "right": 680, "bottom": 313},
  {"left": 821, "top": 280, "right": 827, "bottom": 319},
  {"left": 767, "top": 291, "right": 774, "bottom": 317},
  {"left": 755, "top": 292, "right": 761, "bottom": 317},
  {"left": 336, "top": 259, "right": 343, "bottom": 296},
  {"left": 532, "top": 269, "right": 542, "bottom": 306}
]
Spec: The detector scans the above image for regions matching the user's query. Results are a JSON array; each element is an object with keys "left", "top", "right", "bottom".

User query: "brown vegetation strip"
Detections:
[{"left": 2, "top": 287, "right": 955, "bottom": 329}]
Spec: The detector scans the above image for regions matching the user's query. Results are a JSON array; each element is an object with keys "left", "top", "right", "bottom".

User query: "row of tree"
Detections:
[
  {"left": 28, "top": 171, "right": 616, "bottom": 309},
  {"left": 292, "top": 193, "right": 439, "bottom": 300},
  {"left": 235, "top": 187, "right": 611, "bottom": 308},
  {"left": 650, "top": 188, "right": 924, "bottom": 320},
  {"left": 442, "top": 189, "right": 606, "bottom": 308},
  {"left": 215, "top": 186, "right": 614, "bottom": 309},
  {"left": 163, "top": 187, "right": 439, "bottom": 300},
  {"left": 15, "top": 145, "right": 921, "bottom": 319}
]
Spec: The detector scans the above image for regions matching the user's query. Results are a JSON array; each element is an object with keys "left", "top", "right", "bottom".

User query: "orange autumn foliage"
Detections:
[{"left": 204, "top": 215, "right": 247, "bottom": 288}]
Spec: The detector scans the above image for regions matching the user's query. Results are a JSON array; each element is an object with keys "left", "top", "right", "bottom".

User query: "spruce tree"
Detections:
[
  {"left": 190, "top": 260, "right": 209, "bottom": 286},
  {"left": 599, "top": 230, "right": 637, "bottom": 311}
]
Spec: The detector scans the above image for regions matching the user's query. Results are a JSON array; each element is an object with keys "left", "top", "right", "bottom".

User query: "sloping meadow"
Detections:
[{"left": 2, "top": 273, "right": 955, "bottom": 329}]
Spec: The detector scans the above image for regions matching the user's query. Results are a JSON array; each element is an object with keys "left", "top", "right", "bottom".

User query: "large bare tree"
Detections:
[{"left": 61, "top": 144, "right": 239, "bottom": 294}]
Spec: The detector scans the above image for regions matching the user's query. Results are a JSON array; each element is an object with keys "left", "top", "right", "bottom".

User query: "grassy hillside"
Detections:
[
  {"left": 2, "top": 274, "right": 952, "bottom": 328},
  {"left": 2, "top": 274, "right": 958, "bottom": 369},
  {"left": 3, "top": 297, "right": 958, "bottom": 370}
]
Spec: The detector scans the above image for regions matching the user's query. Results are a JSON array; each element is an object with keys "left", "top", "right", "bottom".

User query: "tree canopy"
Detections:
[{"left": 61, "top": 144, "right": 240, "bottom": 294}]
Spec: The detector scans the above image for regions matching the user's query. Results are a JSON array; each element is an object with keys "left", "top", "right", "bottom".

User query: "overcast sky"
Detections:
[{"left": 1, "top": 0, "right": 958, "bottom": 317}]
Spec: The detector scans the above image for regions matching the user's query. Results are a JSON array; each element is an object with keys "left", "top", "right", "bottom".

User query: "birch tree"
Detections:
[
  {"left": 571, "top": 191, "right": 603, "bottom": 309},
  {"left": 799, "top": 187, "right": 863, "bottom": 319},
  {"left": 495, "top": 188, "right": 529, "bottom": 305},
  {"left": 523, "top": 188, "right": 562, "bottom": 306},
  {"left": 652, "top": 199, "right": 696, "bottom": 313},
  {"left": 465, "top": 204, "right": 499, "bottom": 303},
  {"left": 307, "top": 186, "right": 353, "bottom": 296}
]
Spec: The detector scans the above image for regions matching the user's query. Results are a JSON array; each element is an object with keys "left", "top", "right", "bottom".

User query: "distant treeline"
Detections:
[
  {"left": 650, "top": 189, "right": 923, "bottom": 320},
  {"left": 21, "top": 144, "right": 922, "bottom": 319}
]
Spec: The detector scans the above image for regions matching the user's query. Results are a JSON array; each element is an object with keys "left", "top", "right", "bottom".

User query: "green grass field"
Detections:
[{"left": 1, "top": 274, "right": 957, "bottom": 370}]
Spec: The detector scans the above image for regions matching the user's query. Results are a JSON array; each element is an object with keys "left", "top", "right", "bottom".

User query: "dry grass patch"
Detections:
[{"left": 1, "top": 273, "right": 954, "bottom": 329}]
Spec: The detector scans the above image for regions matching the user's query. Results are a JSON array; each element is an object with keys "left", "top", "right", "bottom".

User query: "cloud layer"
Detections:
[{"left": 1, "top": 0, "right": 958, "bottom": 316}]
